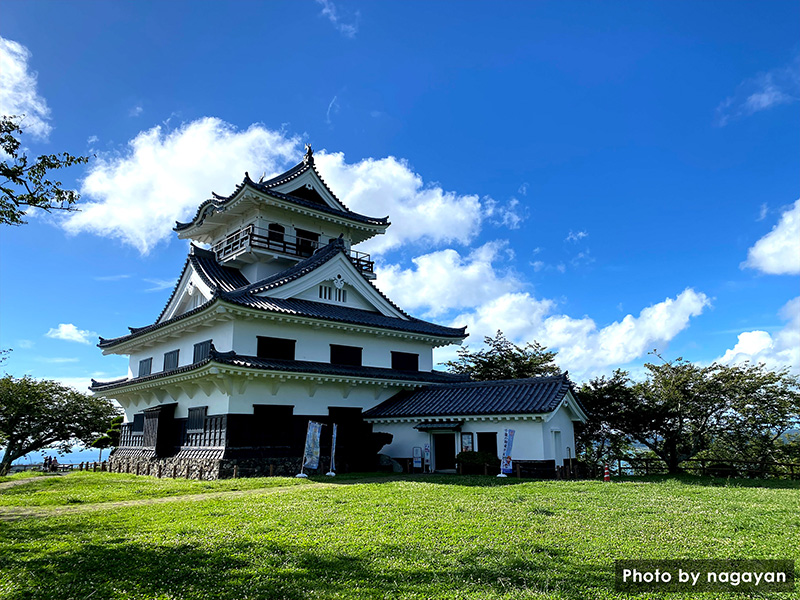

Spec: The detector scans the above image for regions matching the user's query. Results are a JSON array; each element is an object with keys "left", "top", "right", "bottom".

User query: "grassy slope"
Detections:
[{"left": 0, "top": 473, "right": 797, "bottom": 599}]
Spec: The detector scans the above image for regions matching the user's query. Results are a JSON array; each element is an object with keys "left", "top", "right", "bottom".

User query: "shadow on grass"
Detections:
[
  {"left": 0, "top": 525, "right": 612, "bottom": 600},
  {"left": 613, "top": 473, "right": 800, "bottom": 490}
]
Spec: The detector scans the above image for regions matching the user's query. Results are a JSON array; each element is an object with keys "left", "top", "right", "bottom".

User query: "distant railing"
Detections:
[
  {"left": 213, "top": 224, "right": 374, "bottom": 274},
  {"left": 598, "top": 456, "right": 800, "bottom": 480}
]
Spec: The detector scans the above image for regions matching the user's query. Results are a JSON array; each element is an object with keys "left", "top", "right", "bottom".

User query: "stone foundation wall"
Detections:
[{"left": 107, "top": 455, "right": 334, "bottom": 480}]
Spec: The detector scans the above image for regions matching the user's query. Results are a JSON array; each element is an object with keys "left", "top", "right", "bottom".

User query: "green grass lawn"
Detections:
[{"left": 0, "top": 473, "right": 797, "bottom": 599}]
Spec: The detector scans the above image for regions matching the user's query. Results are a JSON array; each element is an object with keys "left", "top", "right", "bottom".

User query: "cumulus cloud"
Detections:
[
  {"left": 315, "top": 0, "right": 360, "bottom": 38},
  {"left": 450, "top": 288, "right": 710, "bottom": 376},
  {"left": 375, "top": 242, "right": 521, "bottom": 317},
  {"left": 45, "top": 324, "right": 97, "bottom": 345},
  {"left": 715, "top": 57, "right": 800, "bottom": 126},
  {"left": 62, "top": 118, "right": 300, "bottom": 254},
  {"left": 0, "top": 36, "right": 51, "bottom": 139},
  {"left": 718, "top": 296, "right": 800, "bottom": 372},
  {"left": 483, "top": 197, "right": 525, "bottom": 229},
  {"left": 315, "top": 151, "right": 484, "bottom": 254},
  {"left": 742, "top": 199, "right": 800, "bottom": 275}
]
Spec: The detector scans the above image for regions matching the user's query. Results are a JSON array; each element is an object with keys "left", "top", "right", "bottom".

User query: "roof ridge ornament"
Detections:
[{"left": 303, "top": 143, "right": 314, "bottom": 166}]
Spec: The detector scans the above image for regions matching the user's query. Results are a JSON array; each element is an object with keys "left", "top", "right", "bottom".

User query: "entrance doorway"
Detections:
[{"left": 434, "top": 433, "right": 456, "bottom": 471}]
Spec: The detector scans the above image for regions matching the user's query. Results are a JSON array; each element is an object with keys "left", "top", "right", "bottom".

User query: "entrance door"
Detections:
[{"left": 434, "top": 433, "right": 456, "bottom": 471}]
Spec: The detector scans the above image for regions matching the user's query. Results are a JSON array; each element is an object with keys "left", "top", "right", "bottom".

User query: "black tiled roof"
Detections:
[
  {"left": 99, "top": 240, "right": 466, "bottom": 349},
  {"left": 174, "top": 159, "right": 388, "bottom": 232},
  {"left": 363, "top": 374, "right": 580, "bottom": 418},
  {"left": 89, "top": 350, "right": 467, "bottom": 392}
]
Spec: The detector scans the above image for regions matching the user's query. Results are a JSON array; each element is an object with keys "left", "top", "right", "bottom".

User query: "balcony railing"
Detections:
[{"left": 213, "top": 225, "right": 374, "bottom": 275}]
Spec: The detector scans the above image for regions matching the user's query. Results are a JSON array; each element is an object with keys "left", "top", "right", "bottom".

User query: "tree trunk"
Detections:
[{"left": 0, "top": 445, "right": 16, "bottom": 476}]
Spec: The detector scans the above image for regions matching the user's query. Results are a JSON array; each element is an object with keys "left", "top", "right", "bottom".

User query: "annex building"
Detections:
[{"left": 91, "top": 146, "right": 586, "bottom": 478}]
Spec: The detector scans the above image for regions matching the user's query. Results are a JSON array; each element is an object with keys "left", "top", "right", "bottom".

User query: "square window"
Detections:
[
  {"left": 193, "top": 340, "right": 212, "bottom": 363},
  {"left": 138, "top": 357, "right": 152, "bottom": 377},
  {"left": 163, "top": 349, "right": 179, "bottom": 371},
  {"left": 330, "top": 344, "right": 362, "bottom": 366},
  {"left": 257, "top": 336, "right": 296, "bottom": 360}
]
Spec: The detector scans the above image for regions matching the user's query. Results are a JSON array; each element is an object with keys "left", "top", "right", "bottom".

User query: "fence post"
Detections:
[
  {"left": 198, "top": 466, "right": 204, "bottom": 480},
  {"left": 233, "top": 465, "right": 239, "bottom": 479},
  {"left": 269, "top": 464, "right": 274, "bottom": 477},
  {"left": 617, "top": 458, "right": 622, "bottom": 476},
  {"left": 516, "top": 462, "right": 521, "bottom": 479}
]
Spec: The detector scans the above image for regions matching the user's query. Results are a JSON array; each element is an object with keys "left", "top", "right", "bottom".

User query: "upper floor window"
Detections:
[
  {"left": 187, "top": 406, "right": 207, "bottom": 433},
  {"left": 330, "top": 344, "right": 362, "bottom": 367},
  {"left": 131, "top": 413, "right": 145, "bottom": 436},
  {"left": 193, "top": 340, "right": 212, "bottom": 363},
  {"left": 319, "top": 285, "right": 347, "bottom": 303},
  {"left": 257, "top": 336, "right": 296, "bottom": 361},
  {"left": 138, "top": 357, "right": 152, "bottom": 377},
  {"left": 267, "top": 223, "right": 285, "bottom": 244},
  {"left": 163, "top": 349, "right": 180, "bottom": 371},
  {"left": 391, "top": 351, "right": 419, "bottom": 371}
]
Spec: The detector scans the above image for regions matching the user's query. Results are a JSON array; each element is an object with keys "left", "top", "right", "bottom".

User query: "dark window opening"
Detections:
[
  {"left": 257, "top": 336, "right": 296, "bottom": 360},
  {"left": 131, "top": 413, "right": 145, "bottom": 435},
  {"left": 138, "top": 357, "right": 152, "bottom": 377},
  {"left": 391, "top": 351, "right": 419, "bottom": 371},
  {"left": 295, "top": 228, "right": 320, "bottom": 256},
  {"left": 187, "top": 406, "right": 207, "bottom": 433},
  {"left": 477, "top": 432, "right": 498, "bottom": 458},
  {"left": 163, "top": 349, "right": 180, "bottom": 371},
  {"left": 193, "top": 340, "right": 212, "bottom": 363},
  {"left": 267, "top": 223, "right": 285, "bottom": 243},
  {"left": 330, "top": 344, "right": 362, "bottom": 367},
  {"left": 287, "top": 184, "right": 328, "bottom": 206}
]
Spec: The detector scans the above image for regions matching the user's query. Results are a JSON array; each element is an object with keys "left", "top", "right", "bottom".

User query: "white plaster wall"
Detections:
[
  {"left": 294, "top": 282, "right": 375, "bottom": 312},
  {"left": 228, "top": 377, "right": 408, "bottom": 415},
  {"left": 545, "top": 406, "right": 579, "bottom": 464},
  {"left": 373, "top": 417, "right": 577, "bottom": 464},
  {"left": 231, "top": 319, "right": 435, "bottom": 370},
  {"left": 128, "top": 321, "right": 235, "bottom": 378},
  {"left": 117, "top": 386, "right": 230, "bottom": 421}
]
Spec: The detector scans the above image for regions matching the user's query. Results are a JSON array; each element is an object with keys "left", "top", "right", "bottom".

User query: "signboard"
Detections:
[
  {"left": 302, "top": 421, "right": 323, "bottom": 470},
  {"left": 412, "top": 446, "right": 422, "bottom": 469},
  {"left": 423, "top": 443, "right": 431, "bottom": 468},
  {"left": 461, "top": 432, "right": 474, "bottom": 453},
  {"left": 501, "top": 428, "right": 516, "bottom": 474}
]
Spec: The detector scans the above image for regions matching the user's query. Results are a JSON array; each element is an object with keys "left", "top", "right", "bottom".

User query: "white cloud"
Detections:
[
  {"left": 315, "top": 0, "right": 359, "bottom": 38},
  {"left": 45, "top": 324, "right": 97, "bottom": 345},
  {"left": 742, "top": 199, "right": 800, "bottom": 275},
  {"left": 715, "top": 58, "right": 800, "bottom": 126},
  {"left": 93, "top": 274, "right": 131, "bottom": 282},
  {"left": 757, "top": 203, "right": 768, "bottom": 222},
  {"left": 483, "top": 197, "right": 525, "bottom": 229},
  {"left": 0, "top": 36, "right": 51, "bottom": 139},
  {"left": 375, "top": 242, "right": 521, "bottom": 318},
  {"left": 36, "top": 357, "right": 80, "bottom": 364},
  {"left": 566, "top": 230, "right": 588, "bottom": 243},
  {"left": 718, "top": 296, "right": 800, "bottom": 373},
  {"left": 315, "top": 151, "right": 484, "bottom": 254},
  {"left": 129, "top": 104, "right": 143, "bottom": 117},
  {"left": 62, "top": 118, "right": 299, "bottom": 254},
  {"left": 143, "top": 278, "right": 177, "bottom": 292},
  {"left": 451, "top": 288, "right": 710, "bottom": 377},
  {"left": 326, "top": 95, "right": 339, "bottom": 124}
]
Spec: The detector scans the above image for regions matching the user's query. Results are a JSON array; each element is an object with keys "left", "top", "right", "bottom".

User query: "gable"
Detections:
[
  {"left": 159, "top": 266, "right": 214, "bottom": 323},
  {"left": 254, "top": 251, "right": 408, "bottom": 319},
  {"left": 268, "top": 168, "right": 349, "bottom": 213}
]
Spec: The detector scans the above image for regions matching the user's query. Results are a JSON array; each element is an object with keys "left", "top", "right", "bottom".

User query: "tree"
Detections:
[
  {"left": 0, "top": 115, "right": 89, "bottom": 226},
  {"left": 0, "top": 375, "right": 120, "bottom": 475},
  {"left": 575, "top": 369, "right": 635, "bottom": 472},
  {"left": 91, "top": 416, "right": 124, "bottom": 462},
  {"left": 444, "top": 330, "right": 561, "bottom": 381},
  {"left": 578, "top": 357, "right": 800, "bottom": 475}
]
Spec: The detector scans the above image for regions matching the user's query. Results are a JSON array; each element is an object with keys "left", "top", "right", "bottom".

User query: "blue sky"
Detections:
[{"left": 1, "top": 0, "right": 798, "bottom": 398}]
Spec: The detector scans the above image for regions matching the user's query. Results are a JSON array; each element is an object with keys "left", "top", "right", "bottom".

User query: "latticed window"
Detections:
[
  {"left": 187, "top": 406, "right": 207, "bottom": 433},
  {"left": 193, "top": 340, "right": 212, "bottom": 363},
  {"left": 138, "top": 357, "right": 152, "bottom": 377},
  {"left": 163, "top": 349, "right": 179, "bottom": 371},
  {"left": 131, "top": 413, "right": 145, "bottom": 436}
]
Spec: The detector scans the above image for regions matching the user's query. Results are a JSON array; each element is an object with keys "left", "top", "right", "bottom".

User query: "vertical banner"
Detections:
[
  {"left": 501, "top": 428, "right": 516, "bottom": 474},
  {"left": 303, "top": 421, "right": 323, "bottom": 470},
  {"left": 329, "top": 423, "right": 338, "bottom": 473}
]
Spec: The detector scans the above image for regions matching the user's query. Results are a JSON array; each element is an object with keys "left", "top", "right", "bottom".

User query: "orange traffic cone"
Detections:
[{"left": 603, "top": 464, "right": 611, "bottom": 482}]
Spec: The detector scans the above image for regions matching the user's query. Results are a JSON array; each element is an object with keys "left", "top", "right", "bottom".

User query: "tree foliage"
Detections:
[
  {"left": 445, "top": 331, "right": 561, "bottom": 381},
  {"left": 577, "top": 357, "right": 800, "bottom": 474},
  {"left": 0, "top": 375, "right": 120, "bottom": 475},
  {"left": 0, "top": 115, "right": 89, "bottom": 226}
]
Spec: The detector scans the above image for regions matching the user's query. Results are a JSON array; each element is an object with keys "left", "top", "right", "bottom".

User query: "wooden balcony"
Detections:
[{"left": 213, "top": 225, "right": 375, "bottom": 275}]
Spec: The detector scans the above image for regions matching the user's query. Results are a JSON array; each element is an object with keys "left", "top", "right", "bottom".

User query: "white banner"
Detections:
[{"left": 303, "top": 421, "right": 323, "bottom": 470}]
